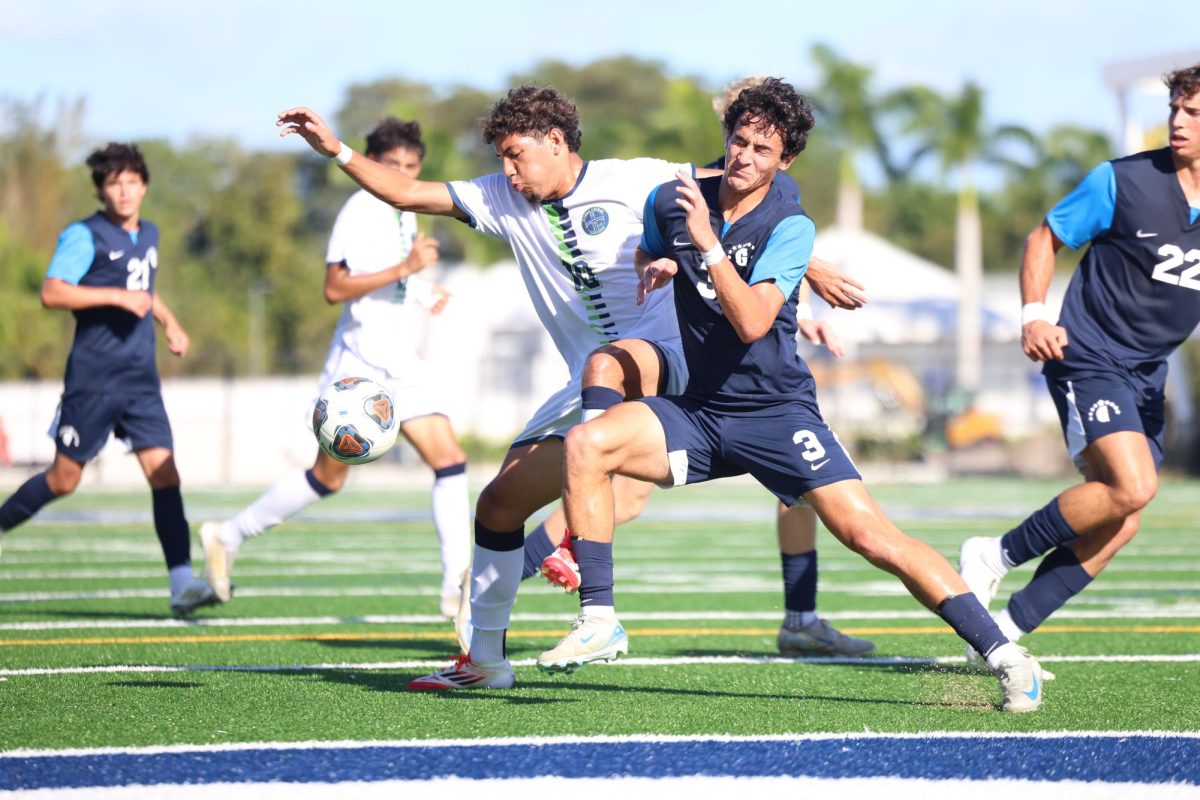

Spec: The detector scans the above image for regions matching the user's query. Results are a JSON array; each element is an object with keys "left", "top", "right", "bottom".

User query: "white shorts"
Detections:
[
  {"left": 512, "top": 336, "right": 688, "bottom": 447},
  {"left": 315, "top": 341, "right": 444, "bottom": 425}
]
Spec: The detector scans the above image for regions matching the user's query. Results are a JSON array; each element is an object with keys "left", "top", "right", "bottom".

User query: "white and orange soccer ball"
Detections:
[{"left": 312, "top": 377, "right": 399, "bottom": 464}]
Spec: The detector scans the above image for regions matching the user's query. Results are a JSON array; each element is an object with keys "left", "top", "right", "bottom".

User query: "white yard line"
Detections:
[
  {"left": 2, "top": 653, "right": 1198, "bottom": 678},
  {"left": 5, "top": 603, "right": 1200, "bottom": 631}
]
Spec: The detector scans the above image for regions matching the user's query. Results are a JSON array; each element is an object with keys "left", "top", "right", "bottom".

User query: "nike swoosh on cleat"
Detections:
[
  {"left": 1023, "top": 673, "right": 1040, "bottom": 700},
  {"left": 580, "top": 632, "right": 597, "bottom": 644}
]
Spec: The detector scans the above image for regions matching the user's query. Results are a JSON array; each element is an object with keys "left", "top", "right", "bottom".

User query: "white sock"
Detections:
[
  {"left": 982, "top": 536, "right": 1011, "bottom": 575},
  {"left": 582, "top": 605, "right": 616, "bottom": 620},
  {"left": 985, "top": 640, "right": 1025, "bottom": 670},
  {"left": 431, "top": 469, "right": 471, "bottom": 595},
  {"left": 471, "top": 628, "right": 507, "bottom": 664},
  {"left": 995, "top": 607, "right": 1024, "bottom": 642},
  {"left": 227, "top": 470, "right": 323, "bottom": 550},
  {"left": 784, "top": 610, "right": 818, "bottom": 630},
  {"left": 168, "top": 564, "right": 193, "bottom": 596},
  {"left": 468, "top": 544, "right": 523, "bottom": 632}
]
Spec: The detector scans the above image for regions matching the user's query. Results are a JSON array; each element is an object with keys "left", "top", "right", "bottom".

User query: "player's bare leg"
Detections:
[
  {"left": 538, "top": 403, "right": 670, "bottom": 673},
  {"left": 804, "top": 480, "right": 1041, "bottom": 709}
]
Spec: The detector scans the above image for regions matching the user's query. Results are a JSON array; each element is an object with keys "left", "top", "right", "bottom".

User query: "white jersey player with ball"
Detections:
[{"left": 201, "top": 119, "right": 472, "bottom": 640}]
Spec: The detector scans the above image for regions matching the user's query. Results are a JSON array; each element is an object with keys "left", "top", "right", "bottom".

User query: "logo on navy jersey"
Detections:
[
  {"left": 728, "top": 242, "right": 755, "bottom": 268},
  {"left": 581, "top": 207, "right": 610, "bottom": 236},
  {"left": 1087, "top": 399, "right": 1121, "bottom": 424},
  {"left": 59, "top": 425, "right": 80, "bottom": 448}
]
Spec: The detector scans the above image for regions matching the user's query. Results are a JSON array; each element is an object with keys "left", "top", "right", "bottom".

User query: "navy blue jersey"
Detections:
[
  {"left": 1048, "top": 149, "right": 1200, "bottom": 370},
  {"left": 45, "top": 213, "right": 161, "bottom": 392},
  {"left": 641, "top": 175, "right": 816, "bottom": 409}
]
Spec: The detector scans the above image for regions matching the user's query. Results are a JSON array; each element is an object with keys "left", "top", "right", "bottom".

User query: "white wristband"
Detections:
[
  {"left": 333, "top": 141, "right": 354, "bottom": 166},
  {"left": 1021, "top": 302, "right": 1053, "bottom": 326},
  {"left": 700, "top": 244, "right": 725, "bottom": 266},
  {"left": 796, "top": 302, "right": 814, "bottom": 321}
]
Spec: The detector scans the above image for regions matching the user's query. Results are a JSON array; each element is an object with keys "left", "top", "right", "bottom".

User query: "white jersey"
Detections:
[
  {"left": 325, "top": 189, "right": 436, "bottom": 373},
  {"left": 448, "top": 158, "right": 688, "bottom": 376}
]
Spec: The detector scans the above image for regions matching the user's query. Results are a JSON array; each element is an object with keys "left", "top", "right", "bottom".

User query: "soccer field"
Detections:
[{"left": 1, "top": 477, "right": 1197, "bottom": 795}]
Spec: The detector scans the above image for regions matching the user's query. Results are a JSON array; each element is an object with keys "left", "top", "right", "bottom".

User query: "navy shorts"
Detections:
[
  {"left": 640, "top": 394, "right": 861, "bottom": 507},
  {"left": 51, "top": 391, "right": 175, "bottom": 462},
  {"left": 1043, "top": 361, "right": 1166, "bottom": 472}
]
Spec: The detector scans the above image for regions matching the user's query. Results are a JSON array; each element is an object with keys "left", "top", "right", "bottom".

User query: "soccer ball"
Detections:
[{"left": 312, "top": 376, "right": 399, "bottom": 464}]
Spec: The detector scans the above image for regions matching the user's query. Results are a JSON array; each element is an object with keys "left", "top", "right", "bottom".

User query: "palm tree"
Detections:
[{"left": 893, "top": 83, "right": 1035, "bottom": 394}]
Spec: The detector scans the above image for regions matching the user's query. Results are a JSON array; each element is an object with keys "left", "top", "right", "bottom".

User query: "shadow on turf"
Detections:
[{"left": 311, "top": 670, "right": 988, "bottom": 710}]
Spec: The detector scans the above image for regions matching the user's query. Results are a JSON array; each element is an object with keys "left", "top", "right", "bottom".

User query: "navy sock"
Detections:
[
  {"left": 781, "top": 550, "right": 817, "bottom": 613},
  {"left": 1007, "top": 547, "right": 1094, "bottom": 634},
  {"left": 938, "top": 593, "right": 1009, "bottom": 659},
  {"left": 581, "top": 386, "right": 624, "bottom": 413},
  {"left": 999, "top": 497, "right": 1077, "bottom": 567},
  {"left": 0, "top": 472, "right": 57, "bottom": 532},
  {"left": 521, "top": 524, "right": 557, "bottom": 579},
  {"left": 304, "top": 468, "right": 336, "bottom": 497},
  {"left": 574, "top": 538, "right": 614, "bottom": 608},
  {"left": 474, "top": 519, "right": 524, "bottom": 551},
  {"left": 151, "top": 485, "right": 191, "bottom": 569}
]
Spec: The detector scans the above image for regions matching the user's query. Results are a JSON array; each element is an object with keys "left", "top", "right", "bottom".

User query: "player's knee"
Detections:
[
  {"left": 582, "top": 348, "right": 627, "bottom": 392},
  {"left": 565, "top": 423, "right": 612, "bottom": 471},
  {"left": 474, "top": 480, "right": 527, "bottom": 529},
  {"left": 1110, "top": 473, "right": 1157, "bottom": 517},
  {"left": 45, "top": 469, "right": 81, "bottom": 496}
]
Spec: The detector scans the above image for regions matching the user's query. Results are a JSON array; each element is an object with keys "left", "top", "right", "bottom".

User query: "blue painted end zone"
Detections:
[{"left": 2, "top": 736, "right": 1197, "bottom": 790}]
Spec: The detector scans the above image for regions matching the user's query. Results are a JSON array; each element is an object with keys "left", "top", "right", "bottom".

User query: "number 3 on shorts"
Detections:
[{"left": 792, "top": 429, "right": 826, "bottom": 462}]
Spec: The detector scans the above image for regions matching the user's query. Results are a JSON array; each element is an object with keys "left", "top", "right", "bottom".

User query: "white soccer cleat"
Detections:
[
  {"left": 537, "top": 612, "right": 629, "bottom": 674},
  {"left": 406, "top": 654, "right": 515, "bottom": 691},
  {"left": 540, "top": 543, "right": 581, "bottom": 593},
  {"left": 777, "top": 618, "right": 875, "bottom": 658},
  {"left": 966, "top": 642, "right": 1054, "bottom": 680},
  {"left": 990, "top": 643, "right": 1044, "bottom": 712},
  {"left": 199, "top": 521, "right": 234, "bottom": 603},
  {"left": 170, "top": 576, "right": 220, "bottom": 618},
  {"left": 958, "top": 536, "right": 1006, "bottom": 610}
]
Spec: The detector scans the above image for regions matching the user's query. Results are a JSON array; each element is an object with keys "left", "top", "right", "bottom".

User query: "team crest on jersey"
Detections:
[
  {"left": 581, "top": 206, "right": 610, "bottom": 236},
  {"left": 727, "top": 242, "right": 755, "bottom": 268},
  {"left": 1088, "top": 399, "right": 1121, "bottom": 424}
]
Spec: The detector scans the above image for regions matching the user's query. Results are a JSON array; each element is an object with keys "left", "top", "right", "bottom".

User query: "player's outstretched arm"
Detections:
[
  {"left": 1019, "top": 220, "right": 1069, "bottom": 362},
  {"left": 277, "top": 107, "right": 466, "bottom": 220},
  {"left": 151, "top": 294, "right": 189, "bottom": 357}
]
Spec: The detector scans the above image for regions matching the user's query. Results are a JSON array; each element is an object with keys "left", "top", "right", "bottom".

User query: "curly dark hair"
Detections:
[
  {"left": 481, "top": 85, "right": 582, "bottom": 152},
  {"left": 86, "top": 143, "right": 148, "bottom": 189},
  {"left": 365, "top": 117, "right": 426, "bottom": 159},
  {"left": 722, "top": 77, "right": 814, "bottom": 159},
  {"left": 1165, "top": 63, "right": 1200, "bottom": 100}
]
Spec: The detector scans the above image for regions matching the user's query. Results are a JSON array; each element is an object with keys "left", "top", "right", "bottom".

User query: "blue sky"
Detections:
[{"left": 2, "top": 0, "right": 1197, "bottom": 153}]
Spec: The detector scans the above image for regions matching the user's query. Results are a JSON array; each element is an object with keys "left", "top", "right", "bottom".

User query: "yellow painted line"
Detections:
[{"left": 1, "top": 624, "right": 1199, "bottom": 648}]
